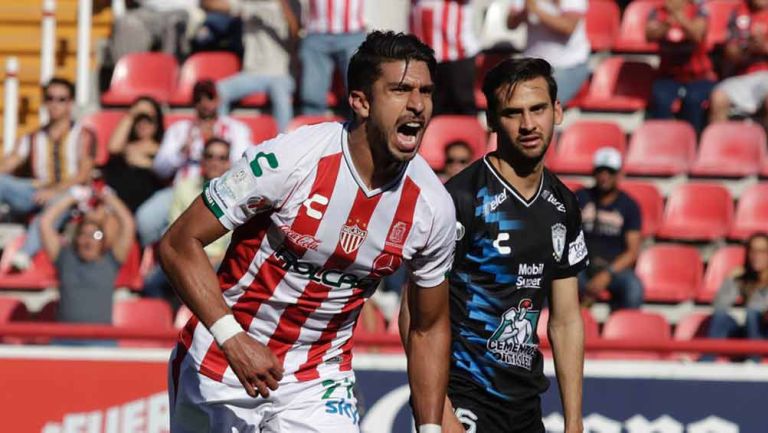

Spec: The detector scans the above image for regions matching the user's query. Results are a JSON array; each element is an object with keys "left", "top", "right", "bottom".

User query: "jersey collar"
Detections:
[
  {"left": 341, "top": 124, "right": 408, "bottom": 198},
  {"left": 483, "top": 155, "right": 544, "bottom": 208}
]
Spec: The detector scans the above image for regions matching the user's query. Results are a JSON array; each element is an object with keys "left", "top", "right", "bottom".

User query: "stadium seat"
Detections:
[
  {"left": 536, "top": 308, "right": 600, "bottom": 342},
  {"left": 621, "top": 180, "right": 664, "bottom": 237},
  {"left": 36, "top": 300, "right": 58, "bottom": 322},
  {"left": 354, "top": 303, "right": 392, "bottom": 353},
  {"left": 673, "top": 312, "right": 712, "bottom": 361},
  {"left": 113, "top": 298, "right": 174, "bottom": 347},
  {"left": 169, "top": 52, "right": 241, "bottom": 106},
  {"left": 547, "top": 120, "right": 626, "bottom": 174},
  {"left": 231, "top": 114, "right": 279, "bottom": 145},
  {"left": 561, "top": 178, "right": 585, "bottom": 193},
  {"left": 698, "top": 245, "right": 745, "bottom": 303},
  {"left": 635, "top": 244, "right": 703, "bottom": 302},
  {"left": 705, "top": 0, "right": 741, "bottom": 50},
  {"left": 598, "top": 310, "right": 670, "bottom": 360},
  {"left": 101, "top": 52, "right": 179, "bottom": 105},
  {"left": 657, "top": 183, "right": 733, "bottom": 241},
  {"left": 586, "top": 0, "right": 620, "bottom": 51},
  {"left": 730, "top": 183, "right": 768, "bottom": 240},
  {"left": 624, "top": 120, "right": 697, "bottom": 176},
  {"left": 576, "top": 57, "right": 656, "bottom": 111},
  {"left": 238, "top": 92, "right": 269, "bottom": 108},
  {"left": 473, "top": 52, "right": 509, "bottom": 109},
  {"left": 80, "top": 110, "right": 126, "bottom": 166},
  {"left": 0, "top": 297, "right": 30, "bottom": 323},
  {"left": 286, "top": 114, "right": 344, "bottom": 132},
  {"left": 175, "top": 305, "right": 193, "bottom": 330},
  {"left": 114, "top": 241, "right": 144, "bottom": 291},
  {"left": 0, "top": 235, "right": 58, "bottom": 291},
  {"left": 689, "top": 121, "right": 767, "bottom": 177},
  {"left": 419, "top": 115, "right": 488, "bottom": 170},
  {"left": 613, "top": 0, "right": 662, "bottom": 53}
]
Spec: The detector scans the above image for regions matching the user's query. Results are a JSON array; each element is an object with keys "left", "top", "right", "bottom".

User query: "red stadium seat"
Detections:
[
  {"left": 657, "top": 183, "right": 733, "bottom": 241},
  {"left": 239, "top": 92, "right": 269, "bottom": 107},
  {"left": 730, "top": 183, "right": 768, "bottom": 240},
  {"left": 548, "top": 120, "right": 626, "bottom": 174},
  {"left": 419, "top": 115, "right": 487, "bottom": 170},
  {"left": 698, "top": 245, "right": 745, "bottom": 303},
  {"left": 621, "top": 180, "right": 664, "bottom": 237},
  {"left": 536, "top": 308, "right": 600, "bottom": 342},
  {"left": 586, "top": 0, "right": 620, "bottom": 51},
  {"left": 113, "top": 298, "right": 174, "bottom": 347},
  {"left": 689, "top": 121, "right": 767, "bottom": 178},
  {"left": 354, "top": 302, "right": 393, "bottom": 353},
  {"left": 35, "top": 300, "right": 58, "bottom": 322},
  {"left": 286, "top": 114, "right": 344, "bottom": 132},
  {"left": 80, "top": 110, "right": 126, "bottom": 166},
  {"left": 0, "top": 297, "right": 30, "bottom": 323},
  {"left": 101, "top": 52, "right": 178, "bottom": 105},
  {"left": 231, "top": 114, "right": 279, "bottom": 145},
  {"left": 636, "top": 244, "right": 703, "bottom": 302},
  {"left": 576, "top": 57, "right": 656, "bottom": 111},
  {"left": 0, "top": 235, "right": 58, "bottom": 291},
  {"left": 473, "top": 52, "right": 509, "bottom": 109},
  {"left": 114, "top": 241, "right": 144, "bottom": 291},
  {"left": 598, "top": 310, "right": 670, "bottom": 359},
  {"left": 170, "top": 52, "right": 241, "bottom": 106},
  {"left": 613, "top": 0, "right": 662, "bottom": 53},
  {"left": 175, "top": 305, "right": 193, "bottom": 330},
  {"left": 673, "top": 312, "right": 712, "bottom": 361},
  {"left": 705, "top": 0, "right": 741, "bottom": 50},
  {"left": 624, "top": 120, "right": 697, "bottom": 176},
  {"left": 561, "top": 178, "right": 585, "bottom": 193}
]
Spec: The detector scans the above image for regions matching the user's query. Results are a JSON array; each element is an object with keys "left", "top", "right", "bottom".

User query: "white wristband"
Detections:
[
  {"left": 418, "top": 424, "right": 442, "bottom": 433},
  {"left": 209, "top": 314, "right": 243, "bottom": 346}
]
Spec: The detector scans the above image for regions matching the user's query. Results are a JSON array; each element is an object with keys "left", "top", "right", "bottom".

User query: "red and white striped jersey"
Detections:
[
  {"left": 410, "top": 0, "right": 480, "bottom": 63},
  {"left": 306, "top": 0, "right": 366, "bottom": 34},
  {"left": 179, "top": 122, "right": 456, "bottom": 385}
]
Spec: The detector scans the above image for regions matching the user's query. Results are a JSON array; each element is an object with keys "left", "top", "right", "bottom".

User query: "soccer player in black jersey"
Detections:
[{"left": 401, "top": 58, "right": 588, "bottom": 433}]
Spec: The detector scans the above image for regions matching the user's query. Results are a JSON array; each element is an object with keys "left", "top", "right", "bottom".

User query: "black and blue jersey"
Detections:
[{"left": 445, "top": 156, "right": 588, "bottom": 404}]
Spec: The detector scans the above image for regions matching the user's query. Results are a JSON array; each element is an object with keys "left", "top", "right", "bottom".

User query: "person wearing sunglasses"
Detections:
[
  {"left": 0, "top": 77, "right": 96, "bottom": 271},
  {"left": 143, "top": 137, "right": 234, "bottom": 311},
  {"left": 440, "top": 141, "right": 475, "bottom": 182},
  {"left": 39, "top": 185, "right": 134, "bottom": 339}
]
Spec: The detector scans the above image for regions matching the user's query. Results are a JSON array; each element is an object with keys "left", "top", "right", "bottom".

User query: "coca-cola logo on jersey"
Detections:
[{"left": 279, "top": 225, "right": 321, "bottom": 251}]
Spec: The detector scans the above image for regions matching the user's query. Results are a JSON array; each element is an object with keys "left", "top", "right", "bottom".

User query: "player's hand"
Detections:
[
  {"left": 586, "top": 270, "right": 611, "bottom": 296},
  {"left": 442, "top": 398, "right": 466, "bottom": 433},
  {"left": 220, "top": 333, "right": 284, "bottom": 398}
]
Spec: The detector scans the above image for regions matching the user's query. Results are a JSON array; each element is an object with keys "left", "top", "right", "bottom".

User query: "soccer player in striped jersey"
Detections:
[
  {"left": 160, "top": 31, "right": 455, "bottom": 433},
  {"left": 401, "top": 58, "right": 588, "bottom": 433}
]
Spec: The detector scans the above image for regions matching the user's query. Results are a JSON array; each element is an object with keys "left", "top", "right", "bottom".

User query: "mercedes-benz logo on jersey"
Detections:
[
  {"left": 371, "top": 252, "right": 403, "bottom": 278},
  {"left": 487, "top": 299, "right": 540, "bottom": 370},
  {"left": 551, "top": 223, "right": 566, "bottom": 261},
  {"left": 340, "top": 223, "right": 367, "bottom": 254}
]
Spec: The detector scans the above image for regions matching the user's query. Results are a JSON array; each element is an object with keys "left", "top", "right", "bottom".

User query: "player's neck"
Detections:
[
  {"left": 347, "top": 123, "right": 404, "bottom": 190},
  {"left": 490, "top": 153, "right": 543, "bottom": 200}
]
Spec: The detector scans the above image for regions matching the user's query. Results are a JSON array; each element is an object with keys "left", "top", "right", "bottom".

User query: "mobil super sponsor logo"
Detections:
[{"left": 516, "top": 262, "right": 544, "bottom": 289}]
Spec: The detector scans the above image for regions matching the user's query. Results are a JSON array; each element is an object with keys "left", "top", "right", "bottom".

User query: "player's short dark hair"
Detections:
[
  {"left": 204, "top": 136, "right": 231, "bottom": 154},
  {"left": 482, "top": 58, "right": 558, "bottom": 117},
  {"left": 347, "top": 30, "right": 436, "bottom": 96},
  {"left": 42, "top": 77, "right": 75, "bottom": 99}
]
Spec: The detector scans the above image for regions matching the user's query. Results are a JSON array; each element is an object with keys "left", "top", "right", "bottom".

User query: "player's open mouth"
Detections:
[{"left": 395, "top": 121, "right": 424, "bottom": 151}]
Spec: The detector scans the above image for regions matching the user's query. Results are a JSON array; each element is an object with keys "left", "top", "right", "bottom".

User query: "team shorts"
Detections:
[
  {"left": 448, "top": 378, "right": 544, "bottom": 433},
  {"left": 168, "top": 345, "right": 360, "bottom": 433},
  {"left": 716, "top": 71, "right": 768, "bottom": 115}
]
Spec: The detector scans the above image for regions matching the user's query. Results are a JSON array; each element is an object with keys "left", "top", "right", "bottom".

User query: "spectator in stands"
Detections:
[
  {"left": 440, "top": 140, "right": 475, "bottom": 182},
  {"left": 645, "top": 0, "right": 716, "bottom": 134},
  {"left": 136, "top": 79, "right": 251, "bottom": 247},
  {"left": 411, "top": 0, "right": 480, "bottom": 115},
  {"left": 507, "top": 0, "right": 591, "bottom": 105},
  {"left": 40, "top": 186, "right": 134, "bottom": 331},
  {"left": 576, "top": 147, "right": 644, "bottom": 310},
  {"left": 108, "top": 0, "right": 197, "bottom": 61},
  {"left": 143, "top": 137, "right": 233, "bottom": 311},
  {"left": 299, "top": 0, "right": 366, "bottom": 114},
  {"left": 708, "top": 233, "right": 768, "bottom": 361},
  {"left": 190, "top": 0, "right": 244, "bottom": 56},
  {"left": 0, "top": 78, "right": 96, "bottom": 270},
  {"left": 216, "top": 0, "right": 298, "bottom": 132},
  {"left": 103, "top": 96, "right": 165, "bottom": 213},
  {"left": 709, "top": 0, "right": 768, "bottom": 126}
]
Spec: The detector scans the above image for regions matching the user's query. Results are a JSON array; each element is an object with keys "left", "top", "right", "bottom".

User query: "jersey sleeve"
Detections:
[
  {"left": 554, "top": 191, "right": 589, "bottom": 279},
  {"left": 407, "top": 190, "right": 457, "bottom": 288},
  {"left": 201, "top": 134, "right": 301, "bottom": 230},
  {"left": 623, "top": 195, "right": 642, "bottom": 233},
  {"left": 445, "top": 179, "right": 475, "bottom": 268}
]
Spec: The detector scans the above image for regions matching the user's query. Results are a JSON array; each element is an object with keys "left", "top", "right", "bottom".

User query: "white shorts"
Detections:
[
  {"left": 168, "top": 346, "right": 361, "bottom": 433},
  {"left": 716, "top": 70, "right": 768, "bottom": 115}
]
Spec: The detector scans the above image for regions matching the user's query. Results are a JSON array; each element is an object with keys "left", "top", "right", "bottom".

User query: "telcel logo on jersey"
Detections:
[
  {"left": 487, "top": 299, "right": 540, "bottom": 370},
  {"left": 273, "top": 246, "right": 377, "bottom": 290},
  {"left": 516, "top": 262, "right": 544, "bottom": 289},
  {"left": 483, "top": 189, "right": 508, "bottom": 215}
]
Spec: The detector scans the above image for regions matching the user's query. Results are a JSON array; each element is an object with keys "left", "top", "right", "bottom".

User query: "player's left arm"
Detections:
[{"left": 549, "top": 276, "right": 584, "bottom": 433}]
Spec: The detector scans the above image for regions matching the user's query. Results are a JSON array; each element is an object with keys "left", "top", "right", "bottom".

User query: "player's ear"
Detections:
[
  {"left": 349, "top": 90, "right": 370, "bottom": 120},
  {"left": 553, "top": 99, "right": 563, "bottom": 126}
]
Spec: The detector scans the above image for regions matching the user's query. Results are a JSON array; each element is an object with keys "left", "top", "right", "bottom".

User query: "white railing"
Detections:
[
  {"left": 40, "top": 0, "right": 57, "bottom": 123},
  {"left": 75, "top": 0, "right": 92, "bottom": 107},
  {"left": 3, "top": 57, "right": 19, "bottom": 156}
]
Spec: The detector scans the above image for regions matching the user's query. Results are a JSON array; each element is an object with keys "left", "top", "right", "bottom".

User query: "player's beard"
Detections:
[{"left": 499, "top": 132, "right": 552, "bottom": 176}]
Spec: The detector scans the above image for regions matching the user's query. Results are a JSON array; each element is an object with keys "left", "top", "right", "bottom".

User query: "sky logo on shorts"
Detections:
[{"left": 325, "top": 399, "right": 360, "bottom": 424}]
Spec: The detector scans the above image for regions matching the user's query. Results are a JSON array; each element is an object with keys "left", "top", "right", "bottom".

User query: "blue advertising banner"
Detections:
[{"left": 354, "top": 356, "right": 768, "bottom": 433}]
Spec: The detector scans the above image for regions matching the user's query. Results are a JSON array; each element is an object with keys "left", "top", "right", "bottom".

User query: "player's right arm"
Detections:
[{"left": 158, "top": 197, "right": 284, "bottom": 398}]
